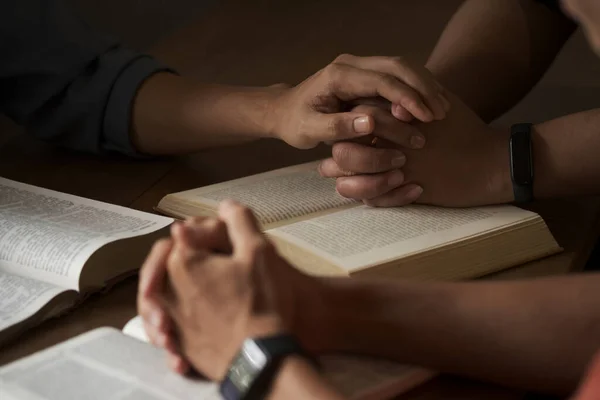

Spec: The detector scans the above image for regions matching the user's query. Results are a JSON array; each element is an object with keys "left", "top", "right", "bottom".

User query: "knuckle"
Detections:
[
  {"left": 323, "top": 63, "right": 345, "bottom": 86},
  {"left": 333, "top": 53, "right": 353, "bottom": 63},
  {"left": 324, "top": 62, "right": 341, "bottom": 77},
  {"left": 390, "top": 55, "right": 407, "bottom": 67},
  {"left": 328, "top": 116, "right": 347, "bottom": 138},
  {"left": 187, "top": 216, "right": 205, "bottom": 225},
  {"left": 204, "top": 218, "right": 218, "bottom": 230},
  {"left": 166, "top": 254, "right": 184, "bottom": 275},
  {"left": 372, "top": 175, "right": 391, "bottom": 194},
  {"left": 230, "top": 202, "right": 252, "bottom": 218},
  {"left": 152, "top": 238, "right": 170, "bottom": 253},
  {"left": 378, "top": 72, "right": 396, "bottom": 87},
  {"left": 166, "top": 258, "right": 178, "bottom": 275},
  {"left": 332, "top": 143, "right": 354, "bottom": 166},
  {"left": 401, "top": 97, "right": 420, "bottom": 110},
  {"left": 360, "top": 176, "right": 388, "bottom": 198}
]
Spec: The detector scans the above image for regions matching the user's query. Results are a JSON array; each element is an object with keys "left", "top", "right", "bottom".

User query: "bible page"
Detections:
[
  {"left": 0, "top": 178, "right": 173, "bottom": 290},
  {"left": 122, "top": 315, "right": 148, "bottom": 342},
  {"left": 267, "top": 204, "right": 537, "bottom": 271},
  {"left": 165, "top": 161, "right": 356, "bottom": 226},
  {"left": 118, "top": 315, "right": 432, "bottom": 400},
  {"left": 0, "top": 270, "right": 66, "bottom": 332},
  {"left": 0, "top": 328, "right": 220, "bottom": 400}
]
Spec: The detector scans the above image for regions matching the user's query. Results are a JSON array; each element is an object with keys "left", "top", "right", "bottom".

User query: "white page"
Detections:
[
  {"left": 268, "top": 204, "right": 537, "bottom": 272},
  {"left": 168, "top": 161, "right": 356, "bottom": 225},
  {"left": 122, "top": 315, "right": 433, "bottom": 400},
  {"left": 122, "top": 315, "right": 149, "bottom": 342},
  {"left": 0, "top": 328, "right": 220, "bottom": 400},
  {"left": 0, "top": 270, "right": 66, "bottom": 332},
  {"left": 0, "top": 178, "right": 173, "bottom": 289}
]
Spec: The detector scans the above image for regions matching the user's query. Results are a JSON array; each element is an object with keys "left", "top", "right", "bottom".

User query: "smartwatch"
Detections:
[
  {"left": 509, "top": 123, "right": 535, "bottom": 203},
  {"left": 219, "top": 334, "right": 315, "bottom": 400}
]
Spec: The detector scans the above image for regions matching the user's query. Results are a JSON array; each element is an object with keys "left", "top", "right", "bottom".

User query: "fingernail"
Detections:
[
  {"left": 410, "top": 135, "right": 426, "bottom": 149},
  {"left": 408, "top": 186, "right": 424, "bottom": 199},
  {"left": 353, "top": 116, "right": 372, "bottom": 134},
  {"left": 388, "top": 171, "right": 405, "bottom": 187},
  {"left": 392, "top": 153, "right": 406, "bottom": 167}
]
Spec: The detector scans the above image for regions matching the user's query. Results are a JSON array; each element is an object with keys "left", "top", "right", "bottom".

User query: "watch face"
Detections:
[{"left": 228, "top": 339, "right": 268, "bottom": 395}]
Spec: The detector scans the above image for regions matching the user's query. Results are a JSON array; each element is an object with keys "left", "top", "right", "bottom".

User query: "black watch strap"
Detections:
[
  {"left": 220, "top": 334, "right": 317, "bottom": 400},
  {"left": 509, "top": 123, "right": 534, "bottom": 203}
]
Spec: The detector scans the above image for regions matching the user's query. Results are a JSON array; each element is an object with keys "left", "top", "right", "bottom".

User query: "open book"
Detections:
[
  {"left": 0, "top": 322, "right": 434, "bottom": 400},
  {"left": 0, "top": 177, "right": 173, "bottom": 346},
  {"left": 156, "top": 161, "right": 562, "bottom": 280}
]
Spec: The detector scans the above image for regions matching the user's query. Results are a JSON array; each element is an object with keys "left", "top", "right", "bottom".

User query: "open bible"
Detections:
[
  {"left": 156, "top": 161, "right": 562, "bottom": 280},
  {"left": 0, "top": 177, "right": 172, "bottom": 346},
  {"left": 0, "top": 322, "right": 434, "bottom": 400}
]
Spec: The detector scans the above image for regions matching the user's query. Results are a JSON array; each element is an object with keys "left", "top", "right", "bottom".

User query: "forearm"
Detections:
[
  {"left": 131, "top": 73, "right": 281, "bottom": 155},
  {"left": 426, "top": 0, "right": 575, "bottom": 122},
  {"left": 531, "top": 108, "right": 600, "bottom": 198},
  {"left": 472, "top": 108, "right": 600, "bottom": 202},
  {"left": 268, "top": 356, "right": 344, "bottom": 400},
  {"left": 312, "top": 275, "right": 600, "bottom": 395}
]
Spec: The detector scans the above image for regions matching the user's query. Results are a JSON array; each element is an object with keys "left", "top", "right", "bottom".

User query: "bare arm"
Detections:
[
  {"left": 268, "top": 356, "right": 345, "bottom": 400},
  {"left": 307, "top": 274, "right": 600, "bottom": 396},
  {"left": 426, "top": 0, "right": 576, "bottom": 122},
  {"left": 131, "top": 73, "right": 280, "bottom": 154},
  {"left": 530, "top": 108, "right": 600, "bottom": 198},
  {"left": 130, "top": 52, "right": 452, "bottom": 155}
]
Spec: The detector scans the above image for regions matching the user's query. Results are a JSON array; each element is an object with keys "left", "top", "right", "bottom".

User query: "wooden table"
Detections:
[{"left": 2, "top": 1, "right": 600, "bottom": 399}]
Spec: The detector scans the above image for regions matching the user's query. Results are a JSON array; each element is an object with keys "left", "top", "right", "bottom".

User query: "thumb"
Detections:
[{"left": 314, "top": 112, "right": 374, "bottom": 143}]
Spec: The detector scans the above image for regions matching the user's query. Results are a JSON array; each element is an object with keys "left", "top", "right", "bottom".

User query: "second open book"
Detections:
[
  {"left": 157, "top": 161, "right": 561, "bottom": 280},
  {"left": 0, "top": 320, "right": 435, "bottom": 400}
]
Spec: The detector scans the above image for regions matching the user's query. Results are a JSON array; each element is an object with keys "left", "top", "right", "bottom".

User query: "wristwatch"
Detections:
[
  {"left": 219, "top": 334, "right": 315, "bottom": 400},
  {"left": 509, "top": 123, "right": 535, "bottom": 203}
]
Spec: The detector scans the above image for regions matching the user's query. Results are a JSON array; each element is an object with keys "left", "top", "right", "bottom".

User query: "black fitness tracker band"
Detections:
[{"left": 509, "top": 123, "right": 534, "bottom": 203}]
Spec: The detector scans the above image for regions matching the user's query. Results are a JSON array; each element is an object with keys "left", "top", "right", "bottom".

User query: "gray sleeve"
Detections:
[{"left": 0, "top": 0, "right": 174, "bottom": 156}]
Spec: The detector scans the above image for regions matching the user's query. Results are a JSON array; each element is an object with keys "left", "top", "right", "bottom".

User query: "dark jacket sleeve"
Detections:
[{"left": 0, "top": 0, "right": 174, "bottom": 156}]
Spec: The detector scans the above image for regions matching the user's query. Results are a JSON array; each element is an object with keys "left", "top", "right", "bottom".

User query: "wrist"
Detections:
[
  {"left": 266, "top": 356, "right": 315, "bottom": 399},
  {"left": 268, "top": 355, "right": 340, "bottom": 400},
  {"left": 248, "top": 315, "right": 287, "bottom": 339},
  {"left": 261, "top": 85, "right": 291, "bottom": 140},
  {"left": 182, "top": 83, "right": 289, "bottom": 141},
  {"left": 482, "top": 128, "right": 514, "bottom": 204}
]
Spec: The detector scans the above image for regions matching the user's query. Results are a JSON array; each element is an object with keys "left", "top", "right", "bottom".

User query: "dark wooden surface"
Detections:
[{"left": 2, "top": 1, "right": 600, "bottom": 399}]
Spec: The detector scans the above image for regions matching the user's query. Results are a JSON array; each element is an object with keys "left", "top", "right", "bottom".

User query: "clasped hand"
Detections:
[
  {"left": 275, "top": 53, "right": 510, "bottom": 208},
  {"left": 320, "top": 91, "right": 513, "bottom": 208},
  {"left": 138, "top": 201, "right": 319, "bottom": 378}
]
